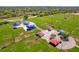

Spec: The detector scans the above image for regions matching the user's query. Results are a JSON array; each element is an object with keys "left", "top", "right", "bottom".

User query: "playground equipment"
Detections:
[
  {"left": 36, "top": 29, "right": 76, "bottom": 50},
  {"left": 12, "top": 22, "right": 36, "bottom": 31},
  {"left": 49, "top": 39, "right": 61, "bottom": 47}
]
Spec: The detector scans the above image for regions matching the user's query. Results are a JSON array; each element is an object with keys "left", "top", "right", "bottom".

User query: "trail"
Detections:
[
  {"left": 15, "top": 31, "right": 36, "bottom": 42},
  {"left": 35, "top": 24, "right": 43, "bottom": 31},
  {"left": 76, "top": 45, "right": 79, "bottom": 48},
  {"left": 0, "top": 31, "right": 36, "bottom": 50},
  {"left": 1, "top": 20, "right": 79, "bottom": 50},
  {"left": 15, "top": 32, "right": 27, "bottom": 42}
]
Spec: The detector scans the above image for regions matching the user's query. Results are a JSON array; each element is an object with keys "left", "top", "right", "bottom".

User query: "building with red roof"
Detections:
[{"left": 49, "top": 39, "right": 61, "bottom": 47}]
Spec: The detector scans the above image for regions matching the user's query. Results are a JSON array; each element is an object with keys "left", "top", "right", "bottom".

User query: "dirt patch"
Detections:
[
  {"left": 75, "top": 38, "right": 79, "bottom": 45},
  {"left": 28, "top": 16, "right": 37, "bottom": 19},
  {"left": 15, "top": 32, "right": 24, "bottom": 42},
  {"left": 72, "top": 13, "right": 79, "bottom": 15},
  {"left": 0, "top": 42, "right": 13, "bottom": 50},
  {"left": 15, "top": 32, "right": 30, "bottom": 42}
]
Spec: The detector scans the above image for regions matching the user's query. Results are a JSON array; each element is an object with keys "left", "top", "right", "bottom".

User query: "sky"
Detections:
[{"left": 0, "top": 0, "right": 79, "bottom": 6}]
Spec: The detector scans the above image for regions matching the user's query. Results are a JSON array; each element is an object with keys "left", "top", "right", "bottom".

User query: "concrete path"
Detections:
[
  {"left": 41, "top": 30, "right": 58, "bottom": 42},
  {"left": 39, "top": 30, "right": 77, "bottom": 50},
  {"left": 56, "top": 37, "right": 76, "bottom": 50}
]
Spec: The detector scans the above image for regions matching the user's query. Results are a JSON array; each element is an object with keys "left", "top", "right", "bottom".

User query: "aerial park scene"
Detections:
[{"left": 0, "top": 7, "right": 79, "bottom": 52}]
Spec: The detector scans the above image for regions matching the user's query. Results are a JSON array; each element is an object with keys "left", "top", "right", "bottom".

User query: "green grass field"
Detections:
[{"left": 0, "top": 13, "right": 79, "bottom": 52}]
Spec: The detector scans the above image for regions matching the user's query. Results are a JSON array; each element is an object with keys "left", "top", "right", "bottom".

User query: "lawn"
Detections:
[{"left": 0, "top": 13, "right": 79, "bottom": 52}]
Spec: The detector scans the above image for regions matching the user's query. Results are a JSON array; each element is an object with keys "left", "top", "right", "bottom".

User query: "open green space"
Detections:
[{"left": 0, "top": 13, "right": 79, "bottom": 52}]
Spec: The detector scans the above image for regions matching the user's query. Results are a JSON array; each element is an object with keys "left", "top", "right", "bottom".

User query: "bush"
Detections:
[{"left": 24, "top": 15, "right": 28, "bottom": 20}]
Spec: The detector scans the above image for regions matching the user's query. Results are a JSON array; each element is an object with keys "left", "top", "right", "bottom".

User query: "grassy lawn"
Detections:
[
  {"left": 0, "top": 13, "right": 79, "bottom": 52},
  {"left": 0, "top": 23, "right": 22, "bottom": 51}
]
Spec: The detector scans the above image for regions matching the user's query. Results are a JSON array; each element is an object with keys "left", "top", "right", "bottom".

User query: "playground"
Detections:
[
  {"left": 9, "top": 18, "right": 79, "bottom": 50},
  {"left": 36, "top": 28, "right": 77, "bottom": 50},
  {"left": 0, "top": 13, "right": 79, "bottom": 52}
]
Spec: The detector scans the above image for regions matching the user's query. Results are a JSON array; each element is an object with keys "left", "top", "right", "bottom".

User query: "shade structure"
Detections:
[
  {"left": 23, "top": 22, "right": 29, "bottom": 25},
  {"left": 12, "top": 22, "right": 36, "bottom": 31},
  {"left": 49, "top": 39, "right": 61, "bottom": 47},
  {"left": 27, "top": 25, "right": 36, "bottom": 30},
  {"left": 36, "top": 32, "right": 45, "bottom": 37}
]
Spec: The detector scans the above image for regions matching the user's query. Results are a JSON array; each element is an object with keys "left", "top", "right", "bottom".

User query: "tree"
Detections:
[{"left": 23, "top": 15, "right": 28, "bottom": 20}]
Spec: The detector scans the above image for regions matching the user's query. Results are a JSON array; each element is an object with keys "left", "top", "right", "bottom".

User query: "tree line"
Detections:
[{"left": 0, "top": 7, "right": 79, "bottom": 19}]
